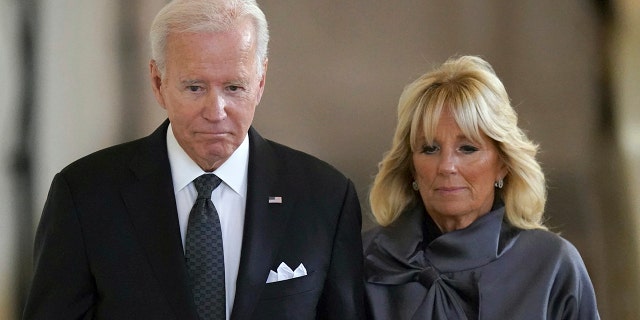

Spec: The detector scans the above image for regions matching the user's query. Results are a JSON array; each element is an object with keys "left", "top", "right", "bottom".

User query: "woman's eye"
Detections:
[
  {"left": 422, "top": 145, "right": 439, "bottom": 154},
  {"left": 460, "top": 145, "right": 479, "bottom": 154}
]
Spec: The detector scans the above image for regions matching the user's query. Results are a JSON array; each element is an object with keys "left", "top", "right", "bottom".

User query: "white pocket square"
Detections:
[{"left": 265, "top": 262, "right": 307, "bottom": 283}]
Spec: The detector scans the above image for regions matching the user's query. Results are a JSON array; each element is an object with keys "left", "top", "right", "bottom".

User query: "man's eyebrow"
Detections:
[
  {"left": 225, "top": 76, "right": 250, "bottom": 85},
  {"left": 180, "top": 79, "right": 204, "bottom": 85}
]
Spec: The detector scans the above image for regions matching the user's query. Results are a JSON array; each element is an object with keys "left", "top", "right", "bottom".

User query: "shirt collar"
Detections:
[{"left": 166, "top": 123, "right": 249, "bottom": 197}]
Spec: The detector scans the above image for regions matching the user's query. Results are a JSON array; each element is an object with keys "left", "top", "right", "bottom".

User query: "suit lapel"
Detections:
[
  {"left": 121, "top": 121, "right": 198, "bottom": 320},
  {"left": 231, "top": 127, "right": 294, "bottom": 319}
]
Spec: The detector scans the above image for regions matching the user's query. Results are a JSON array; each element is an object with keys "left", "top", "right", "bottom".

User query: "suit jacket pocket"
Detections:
[{"left": 260, "top": 271, "right": 320, "bottom": 300}]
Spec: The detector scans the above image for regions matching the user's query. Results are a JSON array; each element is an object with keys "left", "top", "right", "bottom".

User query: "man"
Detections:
[{"left": 22, "top": 0, "right": 364, "bottom": 319}]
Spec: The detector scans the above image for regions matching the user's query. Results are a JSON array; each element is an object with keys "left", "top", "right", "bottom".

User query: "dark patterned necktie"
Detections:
[{"left": 185, "top": 174, "right": 226, "bottom": 320}]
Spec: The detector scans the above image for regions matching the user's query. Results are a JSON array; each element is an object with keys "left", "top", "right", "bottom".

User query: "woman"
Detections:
[{"left": 363, "top": 55, "right": 600, "bottom": 319}]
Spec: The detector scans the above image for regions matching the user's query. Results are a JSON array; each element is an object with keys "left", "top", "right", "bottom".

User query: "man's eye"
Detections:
[
  {"left": 187, "top": 86, "right": 201, "bottom": 92},
  {"left": 460, "top": 145, "right": 479, "bottom": 154},
  {"left": 422, "top": 145, "right": 439, "bottom": 154},
  {"left": 228, "top": 85, "right": 240, "bottom": 92}
]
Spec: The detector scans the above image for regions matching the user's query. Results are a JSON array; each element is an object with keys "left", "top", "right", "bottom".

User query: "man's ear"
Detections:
[
  {"left": 149, "top": 60, "right": 166, "bottom": 109},
  {"left": 255, "top": 58, "right": 268, "bottom": 105}
]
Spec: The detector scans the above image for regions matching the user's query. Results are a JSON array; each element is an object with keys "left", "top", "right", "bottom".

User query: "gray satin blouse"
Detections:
[{"left": 363, "top": 203, "right": 600, "bottom": 320}]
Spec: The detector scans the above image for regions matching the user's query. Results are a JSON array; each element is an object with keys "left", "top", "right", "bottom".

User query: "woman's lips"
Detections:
[{"left": 435, "top": 186, "right": 466, "bottom": 194}]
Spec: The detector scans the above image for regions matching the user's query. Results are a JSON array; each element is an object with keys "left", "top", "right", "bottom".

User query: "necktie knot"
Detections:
[{"left": 193, "top": 174, "right": 222, "bottom": 200}]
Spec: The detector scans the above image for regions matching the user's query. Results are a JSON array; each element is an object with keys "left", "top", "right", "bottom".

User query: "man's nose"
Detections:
[{"left": 202, "top": 91, "right": 227, "bottom": 120}]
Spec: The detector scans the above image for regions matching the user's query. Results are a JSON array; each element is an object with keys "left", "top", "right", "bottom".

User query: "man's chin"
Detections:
[{"left": 191, "top": 146, "right": 235, "bottom": 169}]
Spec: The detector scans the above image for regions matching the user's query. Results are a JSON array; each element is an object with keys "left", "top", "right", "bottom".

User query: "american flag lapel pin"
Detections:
[{"left": 268, "top": 196, "right": 283, "bottom": 204}]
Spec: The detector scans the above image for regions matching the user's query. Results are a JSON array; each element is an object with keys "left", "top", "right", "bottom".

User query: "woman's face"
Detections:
[{"left": 412, "top": 110, "right": 507, "bottom": 232}]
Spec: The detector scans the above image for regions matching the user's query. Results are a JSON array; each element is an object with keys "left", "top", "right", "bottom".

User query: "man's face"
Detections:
[{"left": 150, "top": 19, "right": 267, "bottom": 171}]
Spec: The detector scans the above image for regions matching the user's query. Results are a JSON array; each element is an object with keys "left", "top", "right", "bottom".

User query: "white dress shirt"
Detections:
[{"left": 166, "top": 124, "right": 248, "bottom": 320}]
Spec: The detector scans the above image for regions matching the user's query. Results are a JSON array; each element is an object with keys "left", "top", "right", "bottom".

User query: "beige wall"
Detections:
[
  {"left": 0, "top": 1, "right": 20, "bottom": 318},
  {"left": 2, "top": 1, "right": 638, "bottom": 319},
  {"left": 609, "top": 0, "right": 640, "bottom": 317}
]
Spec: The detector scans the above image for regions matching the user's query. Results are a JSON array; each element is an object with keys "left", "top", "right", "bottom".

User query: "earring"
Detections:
[
  {"left": 494, "top": 179, "right": 504, "bottom": 189},
  {"left": 412, "top": 181, "right": 419, "bottom": 191}
]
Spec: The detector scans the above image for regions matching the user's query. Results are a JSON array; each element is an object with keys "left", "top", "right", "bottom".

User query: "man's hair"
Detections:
[
  {"left": 370, "top": 55, "right": 547, "bottom": 230},
  {"left": 150, "top": 0, "right": 269, "bottom": 76}
]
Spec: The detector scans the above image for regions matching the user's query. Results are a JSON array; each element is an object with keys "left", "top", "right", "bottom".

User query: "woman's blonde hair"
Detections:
[{"left": 370, "top": 55, "right": 547, "bottom": 230}]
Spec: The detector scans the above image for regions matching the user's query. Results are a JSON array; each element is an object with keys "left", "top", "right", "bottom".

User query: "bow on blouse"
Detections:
[{"left": 364, "top": 203, "right": 516, "bottom": 320}]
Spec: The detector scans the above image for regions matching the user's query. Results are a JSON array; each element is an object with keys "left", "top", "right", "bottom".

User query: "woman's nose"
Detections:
[{"left": 437, "top": 151, "right": 457, "bottom": 174}]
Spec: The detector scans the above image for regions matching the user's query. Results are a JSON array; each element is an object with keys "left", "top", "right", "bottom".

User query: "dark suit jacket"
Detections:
[{"left": 23, "top": 121, "right": 365, "bottom": 320}]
